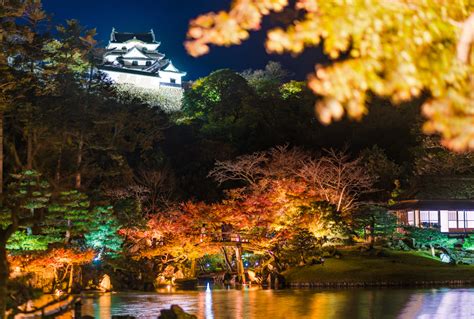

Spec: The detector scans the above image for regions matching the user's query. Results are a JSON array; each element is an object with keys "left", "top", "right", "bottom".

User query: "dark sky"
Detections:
[{"left": 42, "top": 0, "right": 326, "bottom": 80}]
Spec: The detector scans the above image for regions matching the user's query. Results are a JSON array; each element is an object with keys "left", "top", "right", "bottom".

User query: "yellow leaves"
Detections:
[
  {"left": 296, "top": 0, "right": 319, "bottom": 12},
  {"left": 315, "top": 98, "right": 344, "bottom": 125},
  {"left": 422, "top": 85, "right": 474, "bottom": 152},
  {"left": 266, "top": 28, "right": 295, "bottom": 54},
  {"left": 185, "top": 0, "right": 289, "bottom": 57},
  {"left": 187, "top": 0, "right": 474, "bottom": 151}
]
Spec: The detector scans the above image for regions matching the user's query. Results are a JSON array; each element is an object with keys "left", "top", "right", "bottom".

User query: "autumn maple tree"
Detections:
[{"left": 186, "top": 0, "right": 474, "bottom": 151}]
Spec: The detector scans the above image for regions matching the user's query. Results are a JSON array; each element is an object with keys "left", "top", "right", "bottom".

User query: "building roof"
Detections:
[
  {"left": 390, "top": 200, "right": 474, "bottom": 211},
  {"left": 110, "top": 28, "right": 156, "bottom": 44},
  {"left": 98, "top": 65, "right": 161, "bottom": 78},
  {"left": 162, "top": 61, "right": 186, "bottom": 75}
]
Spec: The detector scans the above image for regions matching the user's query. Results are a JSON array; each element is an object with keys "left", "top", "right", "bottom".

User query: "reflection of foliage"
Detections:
[
  {"left": 186, "top": 1, "right": 474, "bottom": 151},
  {"left": 84, "top": 206, "right": 123, "bottom": 256}
]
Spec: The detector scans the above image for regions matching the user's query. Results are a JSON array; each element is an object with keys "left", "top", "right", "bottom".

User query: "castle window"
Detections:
[
  {"left": 132, "top": 61, "right": 138, "bottom": 66},
  {"left": 146, "top": 61, "right": 152, "bottom": 66},
  {"left": 170, "top": 78, "right": 176, "bottom": 84},
  {"left": 122, "top": 46, "right": 127, "bottom": 50}
]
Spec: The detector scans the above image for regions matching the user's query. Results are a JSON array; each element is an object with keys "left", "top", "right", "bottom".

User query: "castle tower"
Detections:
[{"left": 99, "top": 28, "right": 186, "bottom": 90}]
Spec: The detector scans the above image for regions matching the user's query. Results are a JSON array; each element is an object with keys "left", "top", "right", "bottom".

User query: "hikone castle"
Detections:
[{"left": 99, "top": 28, "right": 186, "bottom": 90}]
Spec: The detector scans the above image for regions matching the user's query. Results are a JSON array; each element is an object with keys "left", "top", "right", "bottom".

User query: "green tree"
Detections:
[
  {"left": 353, "top": 205, "right": 397, "bottom": 248},
  {"left": 182, "top": 69, "right": 257, "bottom": 138},
  {"left": 0, "top": 170, "right": 52, "bottom": 317},
  {"left": 84, "top": 205, "right": 123, "bottom": 257},
  {"left": 47, "top": 190, "right": 90, "bottom": 243}
]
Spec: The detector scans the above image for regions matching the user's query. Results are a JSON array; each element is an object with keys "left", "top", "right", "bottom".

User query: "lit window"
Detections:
[
  {"left": 420, "top": 210, "right": 439, "bottom": 228},
  {"left": 448, "top": 211, "right": 457, "bottom": 229},
  {"left": 458, "top": 211, "right": 465, "bottom": 228},
  {"left": 466, "top": 211, "right": 474, "bottom": 228},
  {"left": 407, "top": 211, "right": 415, "bottom": 225}
]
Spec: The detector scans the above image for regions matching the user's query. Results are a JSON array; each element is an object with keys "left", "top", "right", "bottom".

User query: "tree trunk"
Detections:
[
  {"left": 221, "top": 247, "right": 233, "bottom": 272},
  {"left": 26, "top": 131, "right": 33, "bottom": 170},
  {"left": 67, "top": 263, "right": 74, "bottom": 294},
  {"left": 55, "top": 143, "right": 63, "bottom": 184},
  {"left": 64, "top": 220, "right": 71, "bottom": 244},
  {"left": 235, "top": 245, "right": 246, "bottom": 284},
  {"left": 369, "top": 218, "right": 375, "bottom": 249},
  {"left": 0, "top": 111, "right": 3, "bottom": 195},
  {"left": 75, "top": 134, "right": 83, "bottom": 189},
  {"left": 190, "top": 259, "right": 196, "bottom": 278},
  {"left": 0, "top": 241, "right": 9, "bottom": 319}
]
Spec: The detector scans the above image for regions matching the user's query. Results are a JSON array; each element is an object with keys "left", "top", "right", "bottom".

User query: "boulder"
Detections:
[{"left": 159, "top": 305, "right": 197, "bottom": 319}]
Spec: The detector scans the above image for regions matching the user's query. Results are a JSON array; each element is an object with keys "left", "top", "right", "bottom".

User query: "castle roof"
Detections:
[
  {"left": 162, "top": 61, "right": 186, "bottom": 75},
  {"left": 110, "top": 28, "right": 156, "bottom": 44}
]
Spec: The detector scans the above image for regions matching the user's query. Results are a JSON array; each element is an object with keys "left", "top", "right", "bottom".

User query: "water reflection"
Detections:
[
  {"left": 398, "top": 289, "right": 474, "bottom": 319},
  {"left": 79, "top": 287, "right": 474, "bottom": 319}
]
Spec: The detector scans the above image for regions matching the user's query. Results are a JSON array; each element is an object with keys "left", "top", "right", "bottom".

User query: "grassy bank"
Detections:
[{"left": 283, "top": 248, "right": 474, "bottom": 287}]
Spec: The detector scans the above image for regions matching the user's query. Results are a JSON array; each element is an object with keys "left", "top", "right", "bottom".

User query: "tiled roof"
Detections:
[
  {"left": 111, "top": 31, "right": 155, "bottom": 44},
  {"left": 99, "top": 65, "right": 160, "bottom": 77},
  {"left": 390, "top": 200, "right": 474, "bottom": 210}
]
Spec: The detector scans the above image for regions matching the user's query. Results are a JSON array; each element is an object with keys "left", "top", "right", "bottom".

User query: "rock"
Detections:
[
  {"left": 99, "top": 274, "right": 112, "bottom": 292},
  {"left": 174, "top": 269, "right": 184, "bottom": 279},
  {"left": 440, "top": 253, "right": 451, "bottom": 263},
  {"left": 159, "top": 305, "right": 197, "bottom": 319}
]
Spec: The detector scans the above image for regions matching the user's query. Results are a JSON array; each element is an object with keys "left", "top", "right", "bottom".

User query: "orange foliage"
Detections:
[{"left": 9, "top": 249, "right": 95, "bottom": 272}]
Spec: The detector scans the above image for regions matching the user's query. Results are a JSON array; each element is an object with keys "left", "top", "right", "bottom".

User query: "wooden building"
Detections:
[{"left": 391, "top": 200, "right": 474, "bottom": 234}]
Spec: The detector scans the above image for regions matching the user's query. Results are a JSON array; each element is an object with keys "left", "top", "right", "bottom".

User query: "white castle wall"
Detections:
[{"left": 102, "top": 69, "right": 162, "bottom": 90}]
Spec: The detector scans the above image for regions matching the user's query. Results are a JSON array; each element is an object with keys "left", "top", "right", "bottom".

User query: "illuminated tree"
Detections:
[
  {"left": 187, "top": 1, "right": 474, "bottom": 151},
  {"left": 0, "top": 170, "right": 52, "bottom": 317},
  {"left": 211, "top": 145, "right": 377, "bottom": 214},
  {"left": 298, "top": 149, "right": 377, "bottom": 213},
  {"left": 84, "top": 206, "right": 123, "bottom": 256},
  {"left": 115, "top": 84, "right": 183, "bottom": 113},
  {"left": 47, "top": 190, "right": 90, "bottom": 243}
]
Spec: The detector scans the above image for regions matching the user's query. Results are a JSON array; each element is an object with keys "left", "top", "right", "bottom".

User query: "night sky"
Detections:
[{"left": 42, "top": 0, "right": 326, "bottom": 80}]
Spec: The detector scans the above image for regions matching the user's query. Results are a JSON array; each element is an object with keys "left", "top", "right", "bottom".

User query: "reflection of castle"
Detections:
[{"left": 99, "top": 28, "right": 186, "bottom": 90}]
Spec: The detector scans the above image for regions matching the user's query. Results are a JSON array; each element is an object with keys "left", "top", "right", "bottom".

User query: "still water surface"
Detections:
[{"left": 79, "top": 287, "right": 474, "bottom": 319}]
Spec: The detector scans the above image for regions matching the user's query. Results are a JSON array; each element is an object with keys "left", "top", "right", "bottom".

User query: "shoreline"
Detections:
[{"left": 286, "top": 280, "right": 474, "bottom": 288}]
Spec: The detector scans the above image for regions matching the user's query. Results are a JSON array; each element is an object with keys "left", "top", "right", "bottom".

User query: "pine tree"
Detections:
[{"left": 84, "top": 205, "right": 123, "bottom": 257}]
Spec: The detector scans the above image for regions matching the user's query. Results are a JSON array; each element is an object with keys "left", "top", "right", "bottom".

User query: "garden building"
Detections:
[
  {"left": 99, "top": 28, "right": 186, "bottom": 90},
  {"left": 391, "top": 200, "right": 474, "bottom": 234}
]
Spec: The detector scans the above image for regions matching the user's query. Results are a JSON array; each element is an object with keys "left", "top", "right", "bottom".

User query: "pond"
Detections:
[{"left": 72, "top": 286, "right": 474, "bottom": 319}]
